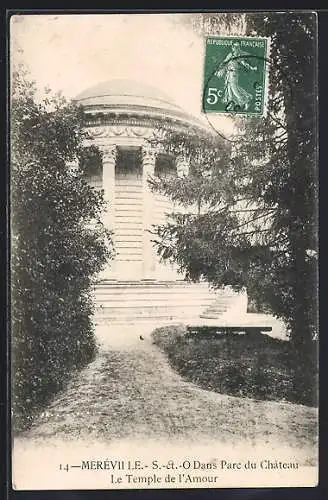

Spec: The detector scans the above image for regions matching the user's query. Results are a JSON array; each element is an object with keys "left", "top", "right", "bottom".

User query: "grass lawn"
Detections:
[{"left": 151, "top": 325, "right": 318, "bottom": 407}]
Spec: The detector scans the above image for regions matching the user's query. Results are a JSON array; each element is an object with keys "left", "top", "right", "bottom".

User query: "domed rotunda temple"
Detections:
[{"left": 75, "top": 79, "right": 247, "bottom": 325}]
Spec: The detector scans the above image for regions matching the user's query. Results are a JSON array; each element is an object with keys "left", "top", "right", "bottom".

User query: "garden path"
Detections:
[{"left": 13, "top": 325, "right": 318, "bottom": 488}]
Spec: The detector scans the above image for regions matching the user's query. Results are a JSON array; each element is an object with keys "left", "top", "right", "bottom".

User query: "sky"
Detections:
[{"left": 10, "top": 13, "right": 236, "bottom": 138}]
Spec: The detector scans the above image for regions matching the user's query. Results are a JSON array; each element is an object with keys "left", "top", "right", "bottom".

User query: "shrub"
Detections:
[{"left": 11, "top": 72, "right": 113, "bottom": 431}]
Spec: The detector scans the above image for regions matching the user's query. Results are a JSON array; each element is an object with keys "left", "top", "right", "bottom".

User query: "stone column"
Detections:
[
  {"left": 99, "top": 143, "right": 117, "bottom": 280},
  {"left": 142, "top": 146, "right": 156, "bottom": 280}
]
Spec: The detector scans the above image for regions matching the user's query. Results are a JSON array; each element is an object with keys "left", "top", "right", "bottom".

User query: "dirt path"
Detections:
[{"left": 16, "top": 332, "right": 317, "bottom": 467}]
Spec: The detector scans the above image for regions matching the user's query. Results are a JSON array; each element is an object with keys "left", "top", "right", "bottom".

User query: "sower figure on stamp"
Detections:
[{"left": 216, "top": 41, "right": 258, "bottom": 111}]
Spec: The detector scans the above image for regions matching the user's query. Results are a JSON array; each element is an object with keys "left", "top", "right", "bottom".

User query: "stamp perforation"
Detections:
[{"left": 202, "top": 34, "right": 271, "bottom": 118}]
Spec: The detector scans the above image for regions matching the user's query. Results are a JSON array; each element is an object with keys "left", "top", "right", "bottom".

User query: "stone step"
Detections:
[
  {"left": 200, "top": 309, "right": 228, "bottom": 317},
  {"left": 94, "top": 286, "right": 227, "bottom": 295},
  {"left": 93, "top": 281, "right": 244, "bottom": 323},
  {"left": 95, "top": 314, "right": 194, "bottom": 324},
  {"left": 95, "top": 296, "right": 218, "bottom": 305},
  {"left": 95, "top": 304, "right": 232, "bottom": 320},
  {"left": 94, "top": 300, "right": 221, "bottom": 313},
  {"left": 200, "top": 295, "right": 236, "bottom": 309},
  {"left": 96, "top": 303, "right": 211, "bottom": 314},
  {"left": 94, "top": 290, "right": 218, "bottom": 304},
  {"left": 94, "top": 296, "right": 218, "bottom": 305},
  {"left": 203, "top": 304, "right": 231, "bottom": 312},
  {"left": 96, "top": 280, "right": 212, "bottom": 287},
  {"left": 94, "top": 293, "right": 220, "bottom": 300},
  {"left": 200, "top": 314, "right": 227, "bottom": 319},
  {"left": 94, "top": 287, "right": 218, "bottom": 294},
  {"left": 94, "top": 287, "right": 212, "bottom": 293},
  {"left": 200, "top": 295, "right": 241, "bottom": 319}
]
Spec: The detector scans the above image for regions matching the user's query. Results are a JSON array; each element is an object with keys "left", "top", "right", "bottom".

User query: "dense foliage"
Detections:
[
  {"left": 11, "top": 72, "right": 113, "bottom": 431},
  {"left": 245, "top": 12, "right": 318, "bottom": 348},
  {"left": 149, "top": 13, "right": 318, "bottom": 355}
]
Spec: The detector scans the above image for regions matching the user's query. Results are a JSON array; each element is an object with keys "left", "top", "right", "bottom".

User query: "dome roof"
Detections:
[
  {"left": 75, "top": 78, "right": 213, "bottom": 135},
  {"left": 76, "top": 79, "right": 179, "bottom": 108},
  {"left": 75, "top": 78, "right": 184, "bottom": 114}
]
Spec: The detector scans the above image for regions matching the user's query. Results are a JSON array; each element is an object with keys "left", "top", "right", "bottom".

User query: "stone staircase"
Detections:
[
  {"left": 200, "top": 288, "right": 248, "bottom": 320},
  {"left": 93, "top": 281, "right": 247, "bottom": 325}
]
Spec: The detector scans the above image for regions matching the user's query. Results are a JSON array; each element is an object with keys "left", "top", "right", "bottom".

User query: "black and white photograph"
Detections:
[{"left": 10, "top": 11, "right": 318, "bottom": 489}]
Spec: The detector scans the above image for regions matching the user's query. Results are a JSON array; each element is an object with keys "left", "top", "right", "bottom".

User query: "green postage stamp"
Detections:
[{"left": 203, "top": 36, "right": 270, "bottom": 116}]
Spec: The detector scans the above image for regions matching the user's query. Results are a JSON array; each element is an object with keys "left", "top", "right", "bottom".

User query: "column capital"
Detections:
[
  {"left": 176, "top": 155, "right": 190, "bottom": 177},
  {"left": 142, "top": 145, "right": 156, "bottom": 177},
  {"left": 99, "top": 144, "right": 117, "bottom": 162},
  {"left": 142, "top": 145, "right": 156, "bottom": 164}
]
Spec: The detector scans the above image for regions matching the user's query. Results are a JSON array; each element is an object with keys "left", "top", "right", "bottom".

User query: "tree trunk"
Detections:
[{"left": 283, "top": 85, "right": 316, "bottom": 351}]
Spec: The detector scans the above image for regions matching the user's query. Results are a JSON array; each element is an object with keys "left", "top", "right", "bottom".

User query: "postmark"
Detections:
[{"left": 203, "top": 35, "right": 270, "bottom": 117}]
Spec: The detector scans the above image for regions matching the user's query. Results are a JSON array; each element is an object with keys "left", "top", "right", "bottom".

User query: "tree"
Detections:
[
  {"left": 178, "top": 12, "right": 246, "bottom": 37},
  {"left": 245, "top": 12, "right": 318, "bottom": 348},
  {"left": 11, "top": 70, "right": 113, "bottom": 431},
  {"left": 149, "top": 12, "right": 318, "bottom": 357}
]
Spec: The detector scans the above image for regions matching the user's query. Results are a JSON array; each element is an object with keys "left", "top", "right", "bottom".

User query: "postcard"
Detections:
[{"left": 10, "top": 11, "right": 318, "bottom": 490}]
